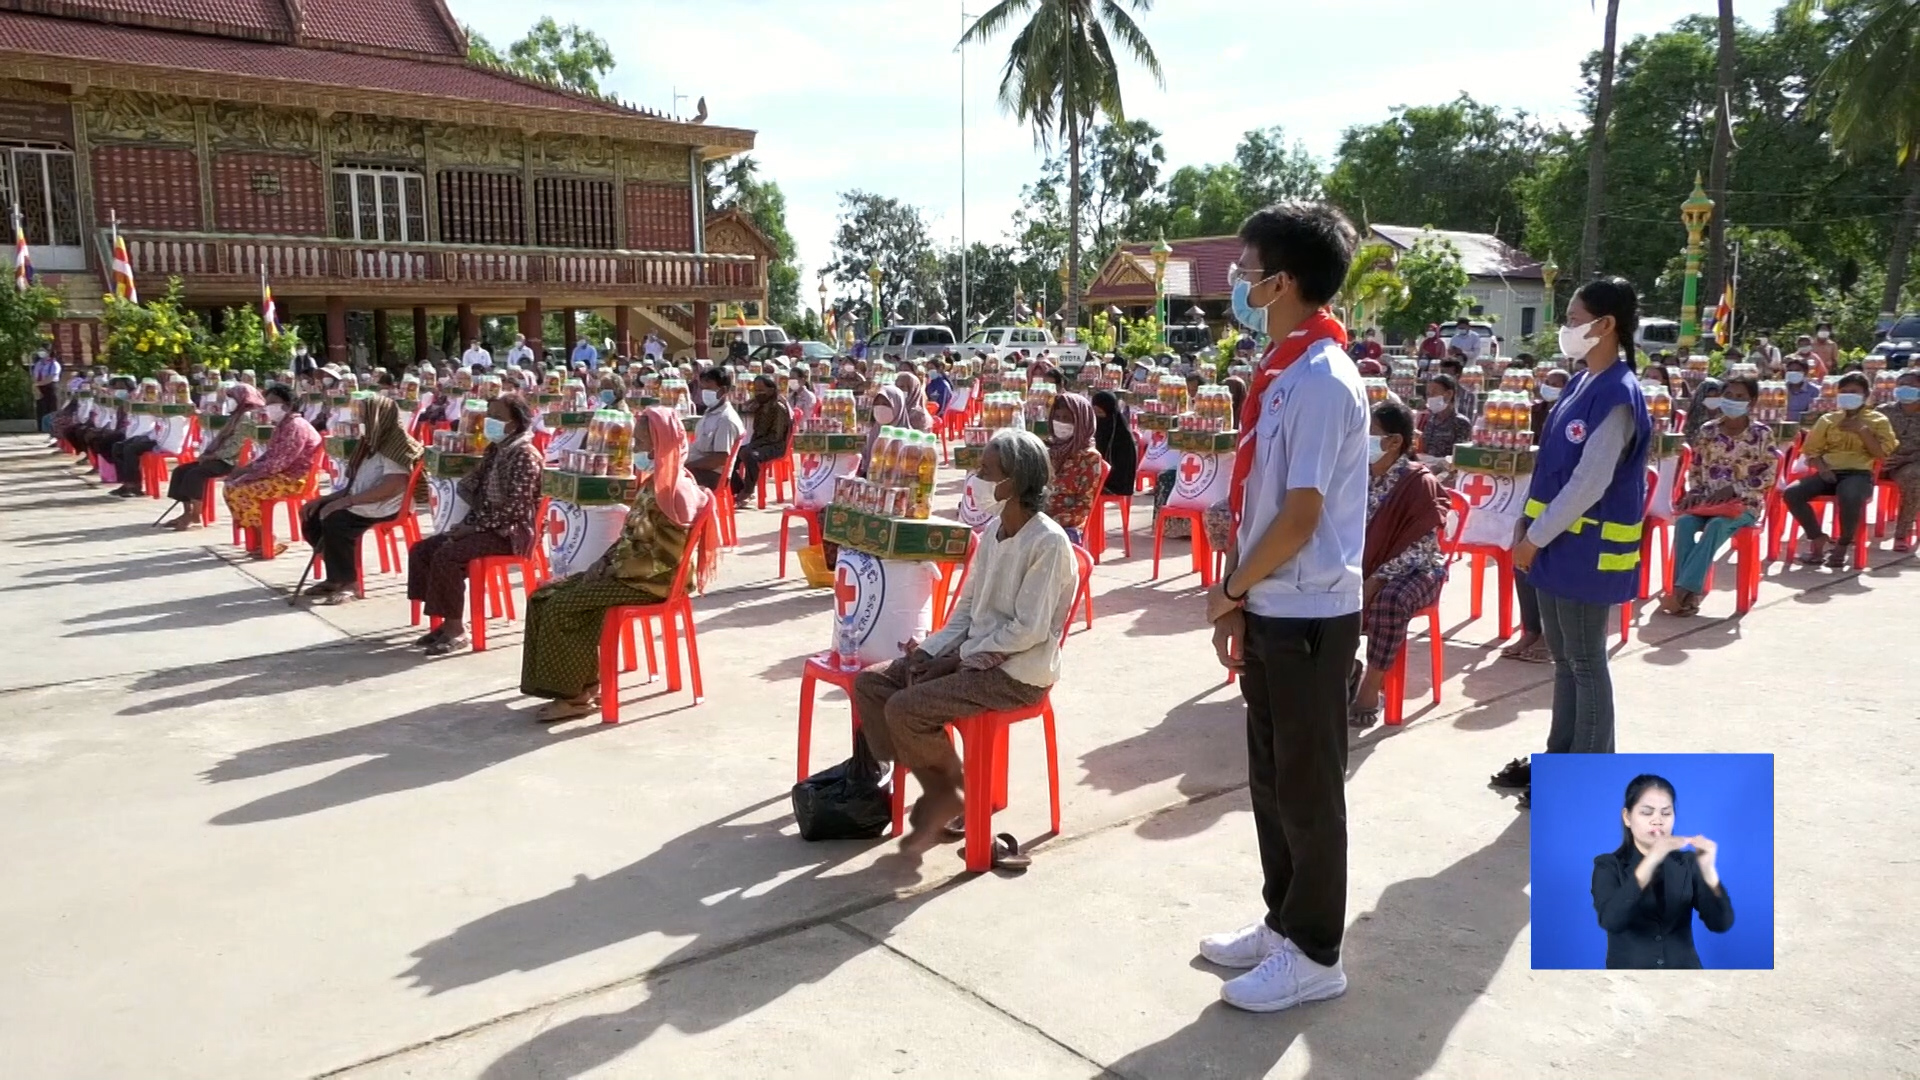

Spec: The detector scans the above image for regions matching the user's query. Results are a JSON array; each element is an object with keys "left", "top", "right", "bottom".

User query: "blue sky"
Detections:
[{"left": 453, "top": 0, "right": 1756, "bottom": 308}]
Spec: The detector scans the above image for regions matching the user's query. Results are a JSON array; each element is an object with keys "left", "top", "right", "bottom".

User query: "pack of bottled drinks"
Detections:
[{"left": 831, "top": 427, "right": 939, "bottom": 519}]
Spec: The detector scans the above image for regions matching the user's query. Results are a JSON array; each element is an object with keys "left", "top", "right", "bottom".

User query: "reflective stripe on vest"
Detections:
[{"left": 1522, "top": 497, "right": 1645, "bottom": 571}]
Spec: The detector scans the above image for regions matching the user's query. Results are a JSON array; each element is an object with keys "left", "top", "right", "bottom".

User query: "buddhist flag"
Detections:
[
  {"left": 110, "top": 219, "right": 138, "bottom": 304},
  {"left": 260, "top": 269, "right": 280, "bottom": 339},
  {"left": 1712, "top": 284, "right": 1734, "bottom": 348},
  {"left": 11, "top": 206, "right": 31, "bottom": 292}
]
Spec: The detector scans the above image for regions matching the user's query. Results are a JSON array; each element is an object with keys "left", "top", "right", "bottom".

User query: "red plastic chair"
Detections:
[
  {"left": 1151, "top": 507, "right": 1216, "bottom": 586},
  {"left": 1064, "top": 542, "right": 1095, "bottom": 635},
  {"left": 1619, "top": 465, "right": 1663, "bottom": 644},
  {"left": 1874, "top": 475, "right": 1916, "bottom": 549},
  {"left": 201, "top": 439, "right": 252, "bottom": 530},
  {"left": 1640, "top": 446, "right": 1690, "bottom": 598},
  {"left": 777, "top": 506, "right": 822, "bottom": 579},
  {"left": 1133, "top": 432, "right": 1156, "bottom": 494},
  {"left": 1381, "top": 500, "right": 1467, "bottom": 726},
  {"left": 1450, "top": 489, "right": 1517, "bottom": 641},
  {"left": 140, "top": 417, "right": 199, "bottom": 498},
  {"left": 930, "top": 532, "right": 979, "bottom": 632},
  {"left": 714, "top": 445, "right": 741, "bottom": 548},
  {"left": 886, "top": 695, "right": 1061, "bottom": 872},
  {"left": 597, "top": 500, "right": 717, "bottom": 721},
  {"left": 346, "top": 463, "right": 427, "bottom": 599},
  {"left": 252, "top": 447, "right": 327, "bottom": 560},
  {"left": 755, "top": 431, "right": 796, "bottom": 509},
  {"left": 1778, "top": 464, "right": 1873, "bottom": 570}
]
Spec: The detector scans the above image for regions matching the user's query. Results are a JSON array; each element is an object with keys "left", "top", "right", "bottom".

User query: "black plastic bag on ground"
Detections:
[{"left": 792, "top": 731, "right": 893, "bottom": 841}]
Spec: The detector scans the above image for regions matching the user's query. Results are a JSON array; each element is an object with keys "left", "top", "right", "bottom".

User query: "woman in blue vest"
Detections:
[{"left": 1494, "top": 278, "right": 1653, "bottom": 807}]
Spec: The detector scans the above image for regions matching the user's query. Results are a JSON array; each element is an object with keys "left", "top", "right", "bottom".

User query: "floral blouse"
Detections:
[
  {"left": 1418, "top": 410, "right": 1475, "bottom": 459},
  {"left": 1368, "top": 458, "right": 1447, "bottom": 580},
  {"left": 1047, "top": 448, "right": 1104, "bottom": 530},
  {"left": 1686, "top": 419, "right": 1776, "bottom": 516},
  {"left": 1884, "top": 405, "right": 1920, "bottom": 477},
  {"left": 456, "top": 433, "right": 544, "bottom": 554},
  {"left": 230, "top": 413, "right": 320, "bottom": 485}
]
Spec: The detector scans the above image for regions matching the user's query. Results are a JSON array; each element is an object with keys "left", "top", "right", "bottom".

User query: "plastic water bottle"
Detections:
[{"left": 837, "top": 616, "right": 862, "bottom": 672}]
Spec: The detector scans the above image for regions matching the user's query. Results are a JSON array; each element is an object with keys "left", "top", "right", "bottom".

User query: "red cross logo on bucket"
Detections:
[
  {"left": 1460, "top": 472, "right": 1498, "bottom": 508},
  {"left": 800, "top": 453, "right": 821, "bottom": 474},
  {"left": 834, "top": 565, "right": 858, "bottom": 620},
  {"left": 1179, "top": 454, "right": 1205, "bottom": 484}
]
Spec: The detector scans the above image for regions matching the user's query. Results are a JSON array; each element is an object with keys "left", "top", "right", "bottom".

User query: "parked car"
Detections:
[
  {"left": 1439, "top": 320, "right": 1500, "bottom": 359},
  {"left": 1165, "top": 323, "right": 1213, "bottom": 356},
  {"left": 865, "top": 325, "right": 958, "bottom": 365},
  {"left": 1636, "top": 318, "right": 1681, "bottom": 357},
  {"left": 960, "top": 326, "right": 1091, "bottom": 368},
  {"left": 749, "top": 341, "right": 837, "bottom": 365},
  {"left": 709, "top": 324, "right": 791, "bottom": 354}
]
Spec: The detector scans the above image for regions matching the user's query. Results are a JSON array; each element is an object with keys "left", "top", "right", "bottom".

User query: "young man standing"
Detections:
[{"left": 1202, "top": 203, "right": 1369, "bottom": 1014}]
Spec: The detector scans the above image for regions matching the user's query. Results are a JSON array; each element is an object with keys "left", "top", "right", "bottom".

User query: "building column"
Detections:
[
  {"left": 412, "top": 306, "right": 429, "bottom": 364},
  {"left": 373, "top": 309, "right": 391, "bottom": 371},
  {"left": 520, "top": 297, "right": 544, "bottom": 356},
  {"left": 457, "top": 301, "right": 478, "bottom": 348},
  {"left": 615, "top": 306, "right": 631, "bottom": 360},
  {"left": 562, "top": 307, "right": 578, "bottom": 352},
  {"left": 692, "top": 301, "right": 710, "bottom": 360},
  {"left": 325, "top": 295, "right": 348, "bottom": 369}
]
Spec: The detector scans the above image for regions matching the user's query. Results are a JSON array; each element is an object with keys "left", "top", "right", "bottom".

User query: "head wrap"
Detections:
[
  {"left": 203, "top": 383, "right": 267, "bottom": 457},
  {"left": 358, "top": 393, "right": 424, "bottom": 470},
  {"left": 1046, "top": 391, "right": 1097, "bottom": 473},
  {"left": 636, "top": 406, "right": 721, "bottom": 592}
]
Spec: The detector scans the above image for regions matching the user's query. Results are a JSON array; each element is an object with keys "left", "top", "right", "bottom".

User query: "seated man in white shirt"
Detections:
[
  {"left": 686, "top": 365, "right": 745, "bottom": 490},
  {"left": 852, "top": 428, "right": 1079, "bottom": 854},
  {"left": 461, "top": 340, "right": 493, "bottom": 372}
]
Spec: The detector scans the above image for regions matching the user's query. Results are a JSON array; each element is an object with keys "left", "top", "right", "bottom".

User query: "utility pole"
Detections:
[{"left": 959, "top": 4, "right": 973, "bottom": 338}]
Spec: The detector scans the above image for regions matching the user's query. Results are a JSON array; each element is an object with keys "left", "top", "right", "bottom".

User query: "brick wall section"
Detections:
[
  {"left": 91, "top": 144, "right": 201, "bottom": 229},
  {"left": 213, "top": 152, "right": 326, "bottom": 235},
  {"left": 0, "top": 98, "right": 72, "bottom": 145},
  {"left": 625, "top": 181, "right": 692, "bottom": 251}
]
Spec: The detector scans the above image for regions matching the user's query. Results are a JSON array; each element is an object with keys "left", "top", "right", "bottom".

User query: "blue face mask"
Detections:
[
  {"left": 599, "top": 390, "right": 618, "bottom": 405},
  {"left": 1230, "top": 279, "right": 1268, "bottom": 335},
  {"left": 1717, "top": 398, "right": 1749, "bottom": 418},
  {"left": 1896, "top": 386, "right": 1920, "bottom": 404},
  {"left": 482, "top": 417, "right": 507, "bottom": 442}
]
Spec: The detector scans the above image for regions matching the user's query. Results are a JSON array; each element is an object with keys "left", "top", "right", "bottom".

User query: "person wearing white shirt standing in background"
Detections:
[
  {"left": 851, "top": 428, "right": 1077, "bottom": 856},
  {"left": 461, "top": 339, "right": 493, "bottom": 372},
  {"left": 1451, "top": 316, "right": 1481, "bottom": 366},
  {"left": 503, "top": 333, "right": 535, "bottom": 369},
  {"left": 1201, "top": 203, "right": 1369, "bottom": 1015}
]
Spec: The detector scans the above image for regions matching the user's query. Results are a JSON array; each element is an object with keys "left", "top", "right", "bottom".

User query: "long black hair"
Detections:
[
  {"left": 1575, "top": 276, "right": 1641, "bottom": 372},
  {"left": 1619, "top": 773, "right": 1677, "bottom": 850}
]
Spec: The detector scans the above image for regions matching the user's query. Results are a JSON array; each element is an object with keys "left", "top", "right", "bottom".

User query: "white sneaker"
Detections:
[
  {"left": 1197, "top": 920, "right": 1286, "bottom": 969},
  {"left": 1220, "top": 939, "right": 1348, "bottom": 1013}
]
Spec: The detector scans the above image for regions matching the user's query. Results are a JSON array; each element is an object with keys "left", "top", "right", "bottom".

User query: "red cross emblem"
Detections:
[
  {"left": 834, "top": 565, "right": 858, "bottom": 619},
  {"left": 1461, "top": 472, "right": 1498, "bottom": 507},
  {"left": 800, "top": 453, "right": 821, "bottom": 474},
  {"left": 1179, "top": 454, "right": 1205, "bottom": 484}
]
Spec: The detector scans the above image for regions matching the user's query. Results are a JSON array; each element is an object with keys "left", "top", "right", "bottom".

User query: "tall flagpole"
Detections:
[{"left": 959, "top": 2, "right": 970, "bottom": 338}]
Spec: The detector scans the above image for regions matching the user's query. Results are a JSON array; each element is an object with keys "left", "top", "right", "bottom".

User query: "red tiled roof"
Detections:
[
  {"left": 0, "top": 0, "right": 291, "bottom": 41},
  {"left": 1087, "top": 236, "right": 1242, "bottom": 303},
  {"left": 299, "top": 0, "right": 461, "bottom": 58},
  {"left": 0, "top": 10, "right": 642, "bottom": 116}
]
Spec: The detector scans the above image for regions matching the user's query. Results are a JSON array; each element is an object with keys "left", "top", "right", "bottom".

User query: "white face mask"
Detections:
[
  {"left": 632, "top": 451, "right": 653, "bottom": 474},
  {"left": 1052, "top": 421, "right": 1075, "bottom": 440},
  {"left": 1702, "top": 396, "right": 1724, "bottom": 412},
  {"left": 1425, "top": 396, "right": 1449, "bottom": 414},
  {"left": 1540, "top": 384, "right": 1563, "bottom": 402},
  {"left": 700, "top": 389, "right": 720, "bottom": 408},
  {"left": 1836, "top": 392, "right": 1866, "bottom": 411},
  {"left": 1817, "top": 330, "right": 1831, "bottom": 341},
  {"left": 1785, "top": 371, "right": 1807, "bottom": 385},
  {"left": 1368, "top": 435, "right": 1388, "bottom": 464},
  {"left": 264, "top": 403, "right": 285, "bottom": 423},
  {"left": 873, "top": 405, "right": 896, "bottom": 425},
  {"left": 1557, "top": 321, "right": 1597, "bottom": 360},
  {"left": 966, "top": 474, "right": 1007, "bottom": 516}
]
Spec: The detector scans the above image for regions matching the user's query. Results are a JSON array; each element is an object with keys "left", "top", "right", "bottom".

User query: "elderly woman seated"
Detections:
[
  {"left": 1658, "top": 375, "right": 1775, "bottom": 616},
  {"left": 297, "top": 396, "right": 423, "bottom": 604},
  {"left": 224, "top": 384, "right": 322, "bottom": 559},
  {"left": 518, "top": 407, "right": 724, "bottom": 719},
  {"left": 161, "top": 383, "right": 265, "bottom": 530},
  {"left": 1352, "top": 401, "right": 1452, "bottom": 728},
  {"left": 1043, "top": 392, "right": 1104, "bottom": 544},
  {"left": 406, "top": 394, "right": 544, "bottom": 655},
  {"left": 852, "top": 429, "right": 1079, "bottom": 852}
]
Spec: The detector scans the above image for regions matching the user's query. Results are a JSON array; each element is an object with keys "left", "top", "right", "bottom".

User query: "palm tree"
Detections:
[
  {"left": 961, "top": 0, "right": 1163, "bottom": 331},
  {"left": 1337, "top": 241, "right": 1408, "bottom": 330},
  {"left": 1707, "top": 0, "right": 1737, "bottom": 306},
  {"left": 1579, "top": 0, "right": 1623, "bottom": 282},
  {"left": 1793, "top": 0, "right": 1920, "bottom": 316}
]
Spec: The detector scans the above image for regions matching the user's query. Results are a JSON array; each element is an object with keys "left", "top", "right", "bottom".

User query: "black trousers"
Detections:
[
  {"left": 1239, "top": 610, "right": 1362, "bottom": 969},
  {"left": 110, "top": 436, "right": 156, "bottom": 490},
  {"left": 166, "top": 458, "right": 234, "bottom": 502},
  {"left": 302, "top": 494, "right": 396, "bottom": 586},
  {"left": 730, "top": 441, "right": 783, "bottom": 498},
  {"left": 690, "top": 467, "right": 722, "bottom": 491}
]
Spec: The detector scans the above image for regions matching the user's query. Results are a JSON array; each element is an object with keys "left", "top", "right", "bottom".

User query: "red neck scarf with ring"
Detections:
[{"left": 1229, "top": 308, "right": 1349, "bottom": 525}]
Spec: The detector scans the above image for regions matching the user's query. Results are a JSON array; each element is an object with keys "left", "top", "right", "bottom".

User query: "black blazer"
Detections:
[{"left": 1591, "top": 846, "right": 1734, "bottom": 969}]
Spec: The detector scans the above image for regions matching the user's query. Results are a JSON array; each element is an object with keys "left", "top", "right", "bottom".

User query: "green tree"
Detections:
[
  {"left": 826, "top": 191, "right": 941, "bottom": 328},
  {"left": 1324, "top": 95, "right": 1546, "bottom": 246},
  {"left": 1385, "top": 234, "right": 1471, "bottom": 339},
  {"left": 939, "top": 242, "right": 1030, "bottom": 332},
  {"left": 1338, "top": 240, "right": 1409, "bottom": 330},
  {"left": 466, "top": 18, "right": 614, "bottom": 95},
  {"left": 1792, "top": 0, "right": 1920, "bottom": 314},
  {"left": 707, "top": 156, "right": 802, "bottom": 325},
  {"left": 1087, "top": 118, "right": 1166, "bottom": 255},
  {"left": 1660, "top": 226, "right": 1822, "bottom": 332},
  {"left": 102, "top": 279, "right": 209, "bottom": 380},
  {"left": 1231, "top": 125, "right": 1324, "bottom": 208},
  {"left": 1707, "top": 0, "right": 1739, "bottom": 301},
  {"left": 961, "top": 0, "right": 1164, "bottom": 328},
  {"left": 0, "top": 282, "right": 59, "bottom": 419},
  {"left": 205, "top": 305, "right": 294, "bottom": 373}
]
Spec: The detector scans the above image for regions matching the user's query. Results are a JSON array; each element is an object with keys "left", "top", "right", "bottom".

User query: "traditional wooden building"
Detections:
[{"left": 0, "top": 0, "right": 762, "bottom": 364}]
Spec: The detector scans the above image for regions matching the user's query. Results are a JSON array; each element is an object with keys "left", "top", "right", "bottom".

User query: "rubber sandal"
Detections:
[
  {"left": 412, "top": 629, "right": 443, "bottom": 648},
  {"left": 1349, "top": 708, "right": 1381, "bottom": 730},
  {"left": 991, "top": 833, "right": 1031, "bottom": 871},
  {"left": 424, "top": 633, "right": 468, "bottom": 657},
  {"left": 535, "top": 697, "right": 599, "bottom": 722},
  {"left": 940, "top": 815, "right": 966, "bottom": 841},
  {"left": 1824, "top": 549, "right": 1849, "bottom": 570}
]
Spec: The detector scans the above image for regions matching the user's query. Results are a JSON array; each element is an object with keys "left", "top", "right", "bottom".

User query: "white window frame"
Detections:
[
  {"left": 0, "top": 142, "right": 84, "bottom": 270},
  {"left": 333, "top": 165, "right": 425, "bottom": 243}
]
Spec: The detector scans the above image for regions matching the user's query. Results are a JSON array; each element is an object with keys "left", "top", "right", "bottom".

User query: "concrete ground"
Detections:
[{"left": 1, "top": 433, "right": 1914, "bottom": 1080}]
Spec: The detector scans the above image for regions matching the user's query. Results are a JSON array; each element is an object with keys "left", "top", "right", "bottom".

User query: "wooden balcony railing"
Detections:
[{"left": 102, "top": 230, "right": 761, "bottom": 298}]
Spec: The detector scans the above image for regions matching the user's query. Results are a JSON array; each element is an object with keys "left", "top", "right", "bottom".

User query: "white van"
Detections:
[
  {"left": 1635, "top": 318, "right": 1681, "bottom": 356},
  {"left": 865, "top": 325, "right": 956, "bottom": 364},
  {"left": 709, "top": 324, "right": 790, "bottom": 354}
]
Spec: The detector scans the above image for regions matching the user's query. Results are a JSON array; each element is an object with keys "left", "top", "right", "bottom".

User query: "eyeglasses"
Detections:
[{"left": 1227, "top": 263, "right": 1275, "bottom": 286}]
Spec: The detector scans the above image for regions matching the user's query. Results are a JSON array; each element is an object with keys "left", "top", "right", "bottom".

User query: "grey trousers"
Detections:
[{"left": 851, "top": 657, "right": 1049, "bottom": 783}]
